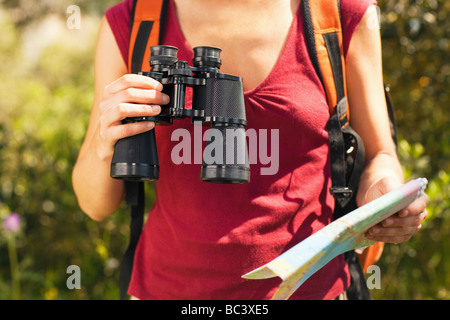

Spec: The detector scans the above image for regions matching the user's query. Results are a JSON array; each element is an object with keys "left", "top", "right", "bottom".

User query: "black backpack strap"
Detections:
[
  {"left": 385, "top": 84, "right": 399, "bottom": 148},
  {"left": 326, "top": 97, "right": 365, "bottom": 209},
  {"left": 301, "top": 0, "right": 325, "bottom": 90},
  {"left": 301, "top": 0, "right": 364, "bottom": 209},
  {"left": 344, "top": 250, "right": 373, "bottom": 300},
  {"left": 119, "top": 181, "right": 145, "bottom": 300}
]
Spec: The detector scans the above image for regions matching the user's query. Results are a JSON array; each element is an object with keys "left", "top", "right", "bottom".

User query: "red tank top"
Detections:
[{"left": 106, "top": 0, "right": 375, "bottom": 300}]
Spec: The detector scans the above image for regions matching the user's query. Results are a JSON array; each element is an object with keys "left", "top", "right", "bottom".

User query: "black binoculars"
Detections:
[{"left": 110, "top": 45, "right": 250, "bottom": 184}]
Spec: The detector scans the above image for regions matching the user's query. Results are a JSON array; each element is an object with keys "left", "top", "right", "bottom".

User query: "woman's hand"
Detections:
[
  {"left": 96, "top": 73, "right": 169, "bottom": 160},
  {"left": 73, "top": 17, "right": 171, "bottom": 220},
  {"left": 358, "top": 176, "right": 428, "bottom": 244}
]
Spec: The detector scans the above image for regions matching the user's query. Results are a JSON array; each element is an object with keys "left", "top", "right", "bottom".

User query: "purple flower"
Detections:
[{"left": 2, "top": 213, "right": 21, "bottom": 233}]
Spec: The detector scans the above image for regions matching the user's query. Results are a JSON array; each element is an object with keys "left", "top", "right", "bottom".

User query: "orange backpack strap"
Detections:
[
  {"left": 302, "top": 0, "right": 365, "bottom": 212},
  {"left": 357, "top": 241, "right": 385, "bottom": 273},
  {"left": 302, "top": 0, "right": 360, "bottom": 207},
  {"left": 128, "top": 0, "right": 169, "bottom": 73},
  {"left": 302, "top": 0, "right": 348, "bottom": 119}
]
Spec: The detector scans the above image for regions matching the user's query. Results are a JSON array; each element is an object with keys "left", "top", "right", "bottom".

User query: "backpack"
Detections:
[{"left": 119, "top": 0, "right": 398, "bottom": 300}]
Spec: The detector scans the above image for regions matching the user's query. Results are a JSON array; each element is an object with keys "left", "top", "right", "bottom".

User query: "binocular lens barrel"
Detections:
[
  {"left": 193, "top": 46, "right": 222, "bottom": 68},
  {"left": 110, "top": 45, "right": 249, "bottom": 184},
  {"left": 149, "top": 45, "right": 178, "bottom": 69},
  {"left": 110, "top": 120, "right": 159, "bottom": 181},
  {"left": 201, "top": 123, "right": 250, "bottom": 184}
]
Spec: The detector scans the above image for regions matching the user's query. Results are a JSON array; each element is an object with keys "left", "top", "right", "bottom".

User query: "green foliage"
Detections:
[
  {"left": 369, "top": 0, "right": 450, "bottom": 300},
  {"left": 380, "top": 0, "right": 449, "bottom": 178},
  {"left": 1, "top": 0, "right": 118, "bottom": 29},
  {"left": 0, "top": 5, "right": 130, "bottom": 300},
  {"left": 371, "top": 139, "right": 450, "bottom": 300},
  {"left": 0, "top": 0, "right": 448, "bottom": 300}
]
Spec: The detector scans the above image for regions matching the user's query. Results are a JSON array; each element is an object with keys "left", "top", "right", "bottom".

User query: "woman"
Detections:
[{"left": 72, "top": 0, "right": 427, "bottom": 299}]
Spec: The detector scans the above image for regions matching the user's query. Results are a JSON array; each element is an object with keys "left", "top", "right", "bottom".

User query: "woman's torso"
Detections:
[
  {"left": 172, "top": 0, "right": 301, "bottom": 92},
  {"left": 104, "top": 0, "right": 374, "bottom": 299}
]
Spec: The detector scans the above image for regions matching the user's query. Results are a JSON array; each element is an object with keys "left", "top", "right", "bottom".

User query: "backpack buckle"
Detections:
[{"left": 330, "top": 187, "right": 353, "bottom": 199}]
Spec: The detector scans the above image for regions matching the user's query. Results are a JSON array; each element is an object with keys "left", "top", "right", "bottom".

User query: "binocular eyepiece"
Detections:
[{"left": 110, "top": 45, "right": 250, "bottom": 184}]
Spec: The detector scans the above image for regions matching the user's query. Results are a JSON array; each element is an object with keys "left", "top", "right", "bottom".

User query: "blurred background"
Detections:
[{"left": 0, "top": 0, "right": 448, "bottom": 300}]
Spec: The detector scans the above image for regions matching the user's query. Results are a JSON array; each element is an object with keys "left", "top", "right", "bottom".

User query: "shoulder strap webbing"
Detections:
[
  {"left": 301, "top": 0, "right": 347, "bottom": 118},
  {"left": 119, "top": 0, "right": 168, "bottom": 300},
  {"left": 302, "top": 0, "right": 359, "bottom": 207},
  {"left": 128, "top": 0, "right": 169, "bottom": 73}
]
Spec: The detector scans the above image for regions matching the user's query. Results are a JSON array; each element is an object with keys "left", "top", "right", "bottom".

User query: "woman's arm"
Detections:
[
  {"left": 72, "top": 16, "right": 167, "bottom": 221},
  {"left": 346, "top": 6, "right": 427, "bottom": 243}
]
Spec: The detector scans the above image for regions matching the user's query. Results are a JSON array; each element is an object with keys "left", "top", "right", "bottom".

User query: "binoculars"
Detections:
[{"left": 110, "top": 45, "right": 250, "bottom": 184}]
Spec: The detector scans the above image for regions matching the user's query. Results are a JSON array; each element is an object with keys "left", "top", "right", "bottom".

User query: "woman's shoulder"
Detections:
[
  {"left": 340, "top": 0, "right": 377, "bottom": 56},
  {"left": 340, "top": 0, "right": 377, "bottom": 14},
  {"left": 104, "top": 0, "right": 134, "bottom": 64},
  {"left": 339, "top": 0, "right": 377, "bottom": 28},
  {"left": 105, "top": 0, "right": 134, "bottom": 20}
]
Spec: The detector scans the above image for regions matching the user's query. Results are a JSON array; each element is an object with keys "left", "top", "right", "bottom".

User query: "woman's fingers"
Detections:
[
  {"left": 100, "top": 103, "right": 161, "bottom": 125},
  {"left": 100, "top": 120, "right": 156, "bottom": 143},
  {"left": 105, "top": 74, "right": 163, "bottom": 94},
  {"left": 398, "top": 193, "right": 428, "bottom": 218},
  {"left": 100, "top": 73, "right": 169, "bottom": 116},
  {"left": 100, "top": 88, "right": 169, "bottom": 113},
  {"left": 366, "top": 195, "right": 428, "bottom": 244},
  {"left": 380, "top": 210, "right": 427, "bottom": 228},
  {"left": 95, "top": 73, "right": 170, "bottom": 158},
  {"left": 99, "top": 103, "right": 161, "bottom": 141}
]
